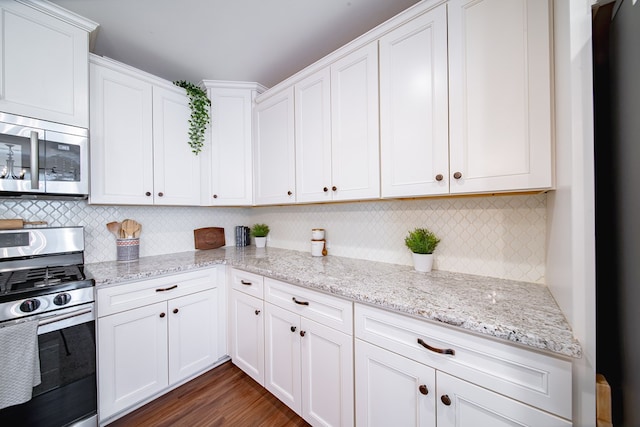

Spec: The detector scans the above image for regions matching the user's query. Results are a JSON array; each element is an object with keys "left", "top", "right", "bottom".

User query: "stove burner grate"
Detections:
[{"left": 1, "top": 265, "right": 85, "bottom": 293}]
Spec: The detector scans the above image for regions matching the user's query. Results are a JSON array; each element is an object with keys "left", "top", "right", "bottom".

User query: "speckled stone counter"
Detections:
[{"left": 86, "top": 246, "right": 582, "bottom": 359}]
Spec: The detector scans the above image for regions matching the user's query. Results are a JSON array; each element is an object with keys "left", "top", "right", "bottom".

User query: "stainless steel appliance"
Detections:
[
  {"left": 0, "top": 227, "right": 96, "bottom": 427},
  {"left": 0, "top": 112, "right": 88, "bottom": 198}
]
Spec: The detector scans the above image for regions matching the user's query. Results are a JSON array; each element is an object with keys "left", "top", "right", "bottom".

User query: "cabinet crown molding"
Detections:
[{"left": 15, "top": 0, "right": 99, "bottom": 48}]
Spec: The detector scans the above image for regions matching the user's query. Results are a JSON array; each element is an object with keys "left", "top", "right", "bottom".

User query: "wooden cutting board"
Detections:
[
  {"left": 0, "top": 219, "right": 48, "bottom": 229},
  {"left": 194, "top": 227, "right": 225, "bottom": 250}
]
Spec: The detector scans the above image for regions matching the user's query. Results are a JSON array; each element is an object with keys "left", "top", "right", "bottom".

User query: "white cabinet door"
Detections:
[
  {"left": 436, "top": 372, "right": 571, "bottom": 427},
  {"left": 230, "top": 289, "right": 265, "bottom": 385},
  {"left": 330, "top": 42, "right": 380, "bottom": 201},
  {"left": 254, "top": 87, "right": 296, "bottom": 205},
  {"left": 0, "top": 2, "right": 93, "bottom": 127},
  {"left": 295, "top": 68, "right": 332, "bottom": 203},
  {"left": 295, "top": 42, "right": 379, "bottom": 204},
  {"left": 355, "top": 339, "right": 436, "bottom": 427},
  {"left": 204, "top": 85, "right": 256, "bottom": 206},
  {"left": 89, "top": 58, "right": 154, "bottom": 205},
  {"left": 379, "top": 4, "right": 449, "bottom": 198},
  {"left": 152, "top": 85, "right": 201, "bottom": 205},
  {"left": 448, "top": 0, "right": 553, "bottom": 194},
  {"left": 168, "top": 289, "right": 219, "bottom": 384},
  {"left": 98, "top": 301, "right": 168, "bottom": 420},
  {"left": 265, "top": 302, "right": 302, "bottom": 414},
  {"left": 301, "top": 317, "right": 354, "bottom": 427}
]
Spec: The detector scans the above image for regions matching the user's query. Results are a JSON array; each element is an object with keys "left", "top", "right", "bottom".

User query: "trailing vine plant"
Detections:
[{"left": 173, "top": 80, "right": 211, "bottom": 155}]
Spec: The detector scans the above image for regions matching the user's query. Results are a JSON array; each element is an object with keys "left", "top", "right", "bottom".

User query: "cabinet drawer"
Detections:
[
  {"left": 97, "top": 268, "right": 218, "bottom": 317},
  {"left": 230, "top": 268, "right": 264, "bottom": 298},
  {"left": 265, "top": 278, "right": 352, "bottom": 335},
  {"left": 355, "top": 303, "right": 572, "bottom": 420}
]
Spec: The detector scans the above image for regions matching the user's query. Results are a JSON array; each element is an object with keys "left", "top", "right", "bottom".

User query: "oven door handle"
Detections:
[{"left": 38, "top": 307, "right": 93, "bottom": 328}]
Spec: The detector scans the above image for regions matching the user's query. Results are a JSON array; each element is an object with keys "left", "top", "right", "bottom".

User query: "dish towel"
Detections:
[{"left": 0, "top": 320, "right": 41, "bottom": 410}]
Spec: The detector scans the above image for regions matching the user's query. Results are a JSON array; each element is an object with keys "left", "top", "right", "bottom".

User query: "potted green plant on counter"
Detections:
[
  {"left": 405, "top": 227, "right": 440, "bottom": 272},
  {"left": 251, "top": 223, "right": 270, "bottom": 248}
]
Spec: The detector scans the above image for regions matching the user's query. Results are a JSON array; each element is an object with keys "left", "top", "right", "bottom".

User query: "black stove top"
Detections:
[{"left": 0, "top": 263, "right": 94, "bottom": 304}]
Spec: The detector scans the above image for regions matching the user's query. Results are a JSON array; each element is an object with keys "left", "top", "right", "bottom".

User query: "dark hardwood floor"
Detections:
[{"left": 107, "top": 361, "right": 310, "bottom": 427}]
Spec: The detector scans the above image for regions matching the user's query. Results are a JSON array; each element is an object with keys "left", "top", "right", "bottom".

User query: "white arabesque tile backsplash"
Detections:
[{"left": 1, "top": 193, "right": 546, "bottom": 283}]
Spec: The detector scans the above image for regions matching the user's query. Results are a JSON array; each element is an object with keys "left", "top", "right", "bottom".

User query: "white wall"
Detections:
[
  {"left": 547, "top": 0, "right": 597, "bottom": 424},
  {"left": 1, "top": 193, "right": 547, "bottom": 283}
]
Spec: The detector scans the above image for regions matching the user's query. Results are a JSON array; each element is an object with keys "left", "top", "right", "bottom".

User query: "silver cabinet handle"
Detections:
[{"left": 30, "top": 130, "right": 39, "bottom": 189}]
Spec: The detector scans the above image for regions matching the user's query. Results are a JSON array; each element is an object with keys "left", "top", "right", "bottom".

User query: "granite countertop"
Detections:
[{"left": 86, "top": 246, "right": 582, "bottom": 359}]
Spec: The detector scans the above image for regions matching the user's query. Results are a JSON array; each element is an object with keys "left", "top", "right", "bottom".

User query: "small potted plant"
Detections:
[
  {"left": 404, "top": 227, "right": 440, "bottom": 272},
  {"left": 251, "top": 223, "right": 270, "bottom": 248}
]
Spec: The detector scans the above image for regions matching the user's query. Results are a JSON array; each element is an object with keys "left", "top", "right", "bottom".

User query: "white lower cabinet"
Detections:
[
  {"left": 436, "top": 372, "right": 570, "bottom": 427},
  {"left": 229, "top": 269, "right": 354, "bottom": 426},
  {"left": 355, "top": 339, "right": 436, "bottom": 427},
  {"left": 354, "top": 303, "right": 572, "bottom": 426},
  {"left": 97, "top": 268, "right": 224, "bottom": 423},
  {"left": 265, "top": 302, "right": 354, "bottom": 426},
  {"left": 264, "top": 278, "right": 354, "bottom": 426},
  {"left": 229, "top": 289, "right": 265, "bottom": 385}
]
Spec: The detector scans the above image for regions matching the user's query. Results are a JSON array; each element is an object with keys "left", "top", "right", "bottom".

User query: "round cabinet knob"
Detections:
[
  {"left": 419, "top": 385, "right": 429, "bottom": 395},
  {"left": 255, "top": 310, "right": 261, "bottom": 315},
  {"left": 19, "top": 299, "right": 41, "bottom": 313},
  {"left": 300, "top": 330, "right": 306, "bottom": 337},
  {"left": 53, "top": 293, "right": 71, "bottom": 306},
  {"left": 332, "top": 186, "right": 337, "bottom": 191},
  {"left": 435, "top": 174, "right": 444, "bottom": 182},
  {"left": 441, "top": 395, "right": 451, "bottom": 406},
  {"left": 159, "top": 312, "right": 166, "bottom": 318},
  {"left": 290, "top": 326, "right": 297, "bottom": 332},
  {"left": 213, "top": 194, "right": 218, "bottom": 199},
  {"left": 323, "top": 187, "right": 328, "bottom": 192},
  {"left": 173, "top": 308, "right": 179, "bottom": 314},
  {"left": 145, "top": 191, "right": 151, "bottom": 197},
  {"left": 287, "top": 191, "right": 293, "bottom": 196},
  {"left": 453, "top": 172, "right": 462, "bottom": 180},
  {"left": 158, "top": 192, "right": 164, "bottom": 197}
]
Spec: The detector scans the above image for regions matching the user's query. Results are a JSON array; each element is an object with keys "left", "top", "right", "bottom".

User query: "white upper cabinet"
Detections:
[
  {"left": 152, "top": 85, "right": 201, "bottom": 205},
  {"left": 254, "top": 87, "right": 296, "bottom": 205},
  {"left": 295, "top": 68, "right": 332, "bottom": 203},
  {"left": 330, "top": 42, "right": 380, "bottom": 202},
  {"left": 380, "top": 5, "right": 449, "bottom": 198},
  {"left": 0, "top": 1, "right": 97, "bottom": 127},
  {"left": 202, "top": 82, "right": 264, "bottom": 206},
  {"left": 257, "top": 0, "right": 554, "bottom": 201},
  {"left": 295, "top": 42, "right": 380, "bottom": 203},
  {"left": 89, "top": 58, "right": 154, "bottom": 205},
  {"left": 90, "top": 55, "right": 200, "bottom": 205},
  {"left": 448, "top": 0, "right": 553, "bottom": 194}
]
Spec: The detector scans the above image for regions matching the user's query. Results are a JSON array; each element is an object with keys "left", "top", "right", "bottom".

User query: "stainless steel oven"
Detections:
[
  {"left": 0, "top": 227, "right": 96, "bottom": 427},
  {"left": 0, "top": 112, "right": 88, "bottom": 198}
]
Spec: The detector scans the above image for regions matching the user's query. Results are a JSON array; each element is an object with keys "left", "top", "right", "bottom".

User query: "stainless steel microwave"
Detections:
[{"left": 0, "top": 112, "right": 88, "bottom": 198}]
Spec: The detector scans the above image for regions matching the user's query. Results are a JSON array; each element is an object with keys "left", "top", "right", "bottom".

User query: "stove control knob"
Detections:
[
  {"left": 53, "top": 293, "right": 71, "bottom": 306},
  {"left": 20, "top": 299, "right": 41, "bottom": 313}
]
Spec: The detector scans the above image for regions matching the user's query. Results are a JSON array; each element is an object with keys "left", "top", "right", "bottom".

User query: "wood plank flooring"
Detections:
[{"left": 107, "top": 361, "right": 310, "bottom": 427}]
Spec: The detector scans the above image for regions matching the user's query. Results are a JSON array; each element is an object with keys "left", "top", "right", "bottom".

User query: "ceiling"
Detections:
[{"left": 49, "top": 0, "right": 421, "bottom": 88}]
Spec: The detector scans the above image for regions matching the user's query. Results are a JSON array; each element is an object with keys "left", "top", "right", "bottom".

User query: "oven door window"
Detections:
[{"left": 0, "top": 318, "right": 96, "bottom": 427}]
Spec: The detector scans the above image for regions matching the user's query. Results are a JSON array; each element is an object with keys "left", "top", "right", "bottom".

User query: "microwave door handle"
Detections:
[{"left": 30, "top": 130, "right": 39, "bottom": 189}]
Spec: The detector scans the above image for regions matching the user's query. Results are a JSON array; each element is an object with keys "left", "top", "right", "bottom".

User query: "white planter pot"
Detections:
[
  {"left": 255, "top": 236, "right": 267, "bottom": 248},
  {"left": 412, "top": 253, "right": 433, "bottom": 272}
]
